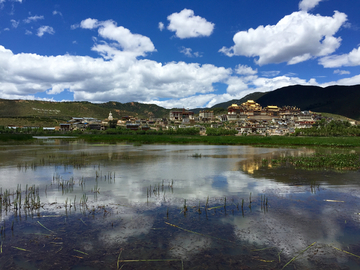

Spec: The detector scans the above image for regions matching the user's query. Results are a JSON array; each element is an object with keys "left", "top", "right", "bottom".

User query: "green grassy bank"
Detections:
[
  {"left": 0, "top": 134, "right": 34, "bottom": 142},
  {"left": 78, "top": 134, "right": 360, "bottom": 147}
]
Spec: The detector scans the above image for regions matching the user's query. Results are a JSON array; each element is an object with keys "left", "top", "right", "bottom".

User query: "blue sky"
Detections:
[{"left": 1, "top": 0, "right": 360, "bottom": 109}]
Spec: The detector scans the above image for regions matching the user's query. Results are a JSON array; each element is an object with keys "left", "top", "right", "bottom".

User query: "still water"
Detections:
[{"left": 0, "top": 140, "right": 360, "bottom": 269}]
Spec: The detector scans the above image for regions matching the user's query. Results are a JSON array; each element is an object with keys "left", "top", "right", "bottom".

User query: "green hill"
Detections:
[
  {"left": 1, "top": 83, "right": 360, "bottom": 126},
  {"left": 0, "top": 99, "right": 170, "bottom": 126}
]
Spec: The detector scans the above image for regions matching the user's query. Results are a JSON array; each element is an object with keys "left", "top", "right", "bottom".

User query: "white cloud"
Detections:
[
  {"left": 24, "top": 15, "right": 44, "bottom": 24},
  {"left": 158, "top": 22, "right": 164, "bottom": 31},
  {"left": 0, "top": 0, "right": 22, "bottom": 3},
  {"left": 70, "top": 24, "right": 79, "bottom": 30},
  {"left": 261, "top": 71, "right": 281, "bottom": 77},
  {"left": 10, "top": 19, "right": 19, "bottom": 28},
  {"left": 80, "top": 18, "right": 99, "bottom": 29},
  {"left": 333, "top": 69, "right": 350, "bottom": 75},
  {"left": 226, "top": 74, "right": 314, "bottom": 98},
  {"left": 0, "top": 23, "right": 231, "bottom": 109},
  {"left": 235, "top": 65, "right": 257, "bottom": 75},
  {"left": 167, "top": 9, "right": 214, "bottom": 39},
  {"left": 53, "top": 10, "right": 62, "bottom": 16},
  {"left": 319, "top": 46, "right": 360, "bottom": 67},
  {"left": 180, "top": 47, "right": 202, "bottom": 58},
  {"left": 321, "top": 74, "right": 360, "bottom": 87},
  {"left": 220, "top": 11, "right": 347, "bottom": 66},
  {"left": 37, "top": 26, "right": 55, "bottom": 37},
  {"left": 25, "top": 30, "right": 32, "bottom": 35},
  {"left": 299, "top": 0, "right": 324, "bottom": 12},
  {"left": 0, "top": 15, "right": 353, "bottom": 110},
  {"left": 3, "top": 28, "right": 9, "bottom": 31}
]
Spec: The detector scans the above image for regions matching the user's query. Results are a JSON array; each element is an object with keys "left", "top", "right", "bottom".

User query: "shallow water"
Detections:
[{"left": 1, "top": 141, "right": 360, "bottom": 269}]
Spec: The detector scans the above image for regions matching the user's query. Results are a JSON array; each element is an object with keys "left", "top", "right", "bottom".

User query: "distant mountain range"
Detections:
[{"left": 0, "top": 84, "right": 360, "bottom": 121}]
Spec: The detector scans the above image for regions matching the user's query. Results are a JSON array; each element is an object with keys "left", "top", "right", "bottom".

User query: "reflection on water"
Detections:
[{"left": 1, "top": 142, "right": 360, "bottom": 269}]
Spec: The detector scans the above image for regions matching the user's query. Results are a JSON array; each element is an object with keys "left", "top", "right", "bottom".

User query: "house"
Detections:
[
  {"left": 60, "top": 123, "right": 71, "bottom": 131},
  {"left": 169, "top": 109, "right": 194, "bottom": 121},
  {"left": 199, "top": 110, "right": 214, "bottom": 122}
]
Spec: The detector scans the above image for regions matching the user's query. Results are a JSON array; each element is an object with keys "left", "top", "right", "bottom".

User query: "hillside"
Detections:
[
  {"left": 1, "top": 84, "right": 360, "bottom": 126},
  {"left": 211, "top": 92, "right": 266, "bottom": 109},
  {"left": 191, "top": 92, "right": 266, "bottom": 114},
  {"left": 0, "top": 99, "right": 169, "bottom": 120},
  {"left": 194, "top": 84, "right": 360, "bottom": 120},
  {"left": 255, "top": 85, "right": 360, "bottom": 120}
]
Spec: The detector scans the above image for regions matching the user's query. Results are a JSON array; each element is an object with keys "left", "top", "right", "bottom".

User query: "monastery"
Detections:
[{"left": 226, "top": 100, "right": 300, "bottom": 121}]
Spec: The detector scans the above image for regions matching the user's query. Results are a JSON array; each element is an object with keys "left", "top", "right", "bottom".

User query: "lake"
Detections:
[{"left": 1, "top": 140, "right": 360, "bottom": 269}]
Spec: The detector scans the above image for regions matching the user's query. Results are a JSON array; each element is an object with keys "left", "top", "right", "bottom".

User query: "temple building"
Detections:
[
  {"left": 169, "top": 109, "right": 194, "bottom": 121},
  {"left": 227, "top": 100, "right": 298, "bottom": 121}
]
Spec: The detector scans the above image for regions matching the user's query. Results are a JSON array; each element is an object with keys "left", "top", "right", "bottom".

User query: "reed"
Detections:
[
  {"left": 165, "top": 222, "right": 234, "bottom": 243},
  {"left": 37, "top": 221, "right": 56, "bottom": 234},
  {"left": 282, "top": 242, "right": 316, "bottom": 270},
  {"left": 331, "top": 246, "right": 360, "bottom": 259}
]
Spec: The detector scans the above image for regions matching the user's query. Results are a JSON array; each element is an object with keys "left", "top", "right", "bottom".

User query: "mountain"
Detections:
[
  {"left": 211, "top": 92, "right": 266, "bottom": 109},
  {"left": 191, "top": 92, "right": 266, "bottom": 114},
  {"left": 255, "top": 85, "right": 360, "bottom": 120},
  {"left": 0, "top": 99, "right": 170, "bottom": 120},
  {"left": 1, "top": 84, "right": 360, "bottom": 125},
  {"left": 191, "top": 84, "right": 360, "bottom": 120}
]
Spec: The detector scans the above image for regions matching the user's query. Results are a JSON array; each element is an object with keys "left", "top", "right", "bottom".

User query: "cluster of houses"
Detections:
[
  {"left": 167, "top": 100, "right": 327, "bottom": 135},
  {"left": 6, "top": 100, "right": 354, "bottom": 136},
  {"left": 57, "top": 100, "right": 339, "bottom": 136}
]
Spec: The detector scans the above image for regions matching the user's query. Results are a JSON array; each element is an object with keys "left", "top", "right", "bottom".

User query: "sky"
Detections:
[{"left": 0, "top": 0, "right": 360, "bottom": 109}]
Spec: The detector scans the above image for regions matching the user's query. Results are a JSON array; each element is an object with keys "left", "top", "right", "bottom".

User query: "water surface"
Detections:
[{"left": 1, "top": 141, "right": 360, "bottom": 269}]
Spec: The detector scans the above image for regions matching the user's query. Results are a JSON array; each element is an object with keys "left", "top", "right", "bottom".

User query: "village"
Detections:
[{"left": 50, "top": 100, "right": 351, "bottom": 136}]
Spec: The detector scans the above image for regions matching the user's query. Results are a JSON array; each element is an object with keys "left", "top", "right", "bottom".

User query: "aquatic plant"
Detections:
[{"left": 264, "top": 153, "right": 360, "bottom": 170}]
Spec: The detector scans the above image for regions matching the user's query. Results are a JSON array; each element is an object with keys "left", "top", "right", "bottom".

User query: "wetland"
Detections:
[{"left": 1, "top": 139, "right": 360, "bottom": 269}]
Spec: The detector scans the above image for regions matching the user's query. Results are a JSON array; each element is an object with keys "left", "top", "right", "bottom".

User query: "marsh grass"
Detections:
[
  {"left": 79, "top": 134, "right": 360, "bottom": 148},
  {"left": 264, "top": 153, "right": 360, "bottom": 170}
]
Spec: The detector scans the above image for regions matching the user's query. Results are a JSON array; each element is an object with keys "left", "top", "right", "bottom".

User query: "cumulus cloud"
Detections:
[
  {"left": 37, "top": 26, "right": 54, "bottom": 37},
  {"left": 25, "top": 29, "right": 32, "bottom": 35},
  {"left": 180, "top": 47, "right": 202, "bottom": 58},
  {"left": 80, "top": 18, "right": 99, "bottom": 29},
  {"left": 24, "top": 15, "right": 44, "bottom": 23},
  {"left": 299, "top": 0, "right": 324, "bottom": 11},
  {"left": 319, "top": 46, "right": 360, "bottom": 67},
  {"left": 321, "top": 74, "right": 360, "bottom": 87},
  {"left": 167, "top": 9, "right": 214, "bottom": 39},
  {"left": 0, "top": 16, "right": 346, "bottom": 109},
  {"left": 333, "top": 69, "right": 350, "bottom": 75},
  {"left": 158, "top": 22, "right": 164, "bottom": 31},
  {"left": 78, "top": 18, "right": 155, "bottom": 59},
  {"left": 220, "top": 11, "right": 347, "bottom": 66},
  {"left": 0, "top": 16, "right": 231, "bottom": 108},
  {"left": 10, "top": 19, "right": 19, "bottom": 28},
  {"left": 235, "top": 65, "right": 257, "bottom": 75}
]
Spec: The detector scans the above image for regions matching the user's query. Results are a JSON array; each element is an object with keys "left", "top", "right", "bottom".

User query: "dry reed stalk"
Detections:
[{"left": 282, "top": 242, "right": 316, "bottom": 269}]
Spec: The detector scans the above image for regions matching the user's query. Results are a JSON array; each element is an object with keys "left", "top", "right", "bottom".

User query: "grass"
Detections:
[
  {"left": 265, "top": 153, "right": 360, "bottom": 170},
  {"left": 0, "top": 134, "right": 33, "bottom": 142},
  {"left": 78, "top": 134, "right": 360, "bottom": 148}
]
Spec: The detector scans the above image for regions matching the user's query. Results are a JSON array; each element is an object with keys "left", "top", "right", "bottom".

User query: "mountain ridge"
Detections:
[{"left": 0, "top": 84, "right": 359, "bottom": 122}]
